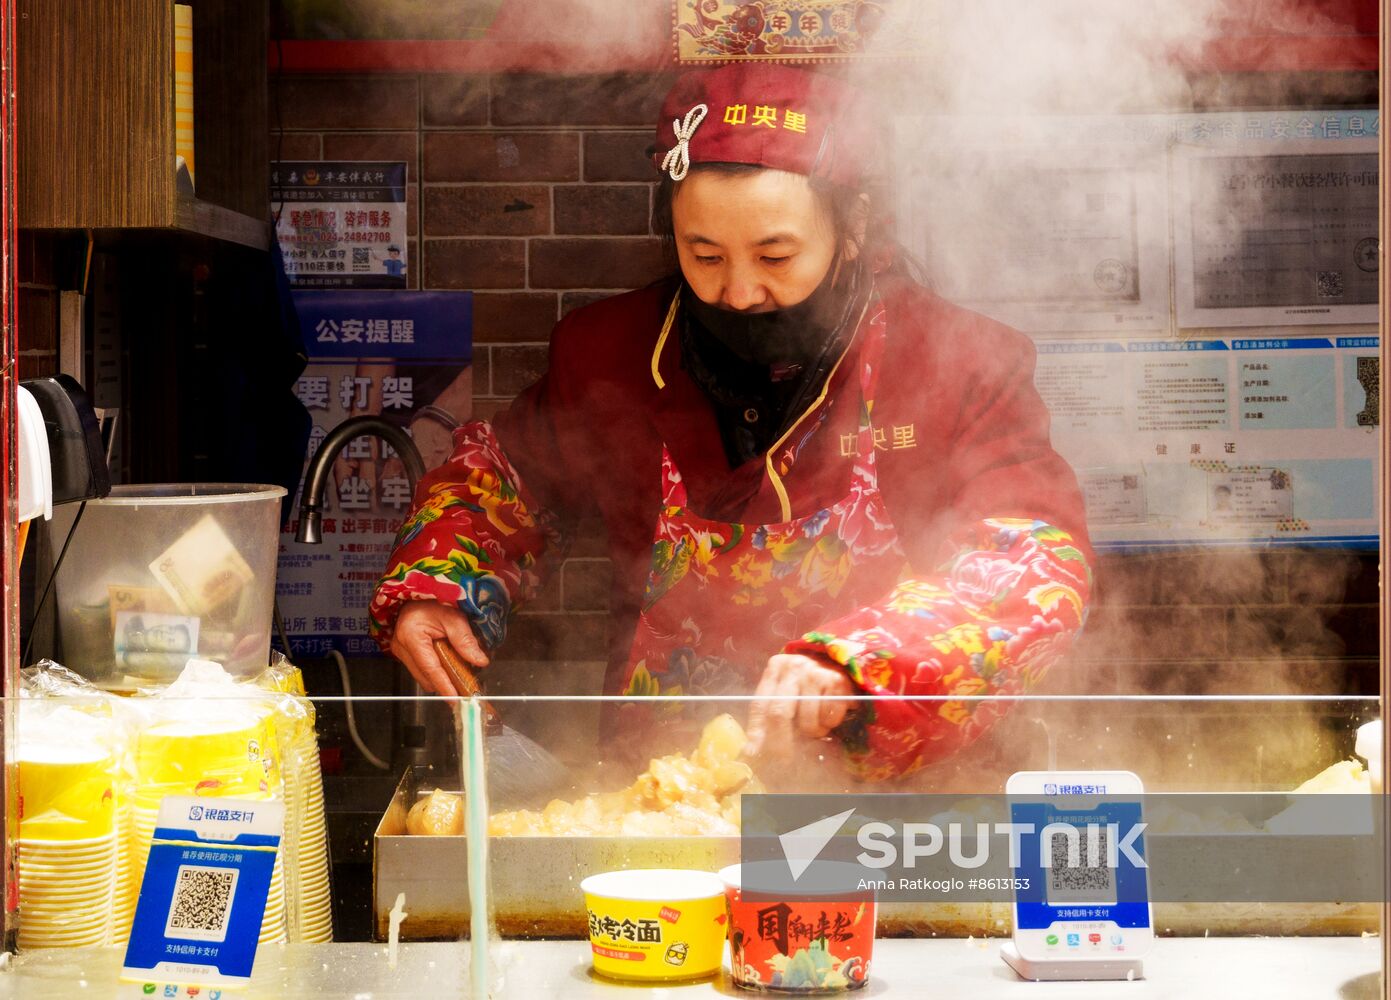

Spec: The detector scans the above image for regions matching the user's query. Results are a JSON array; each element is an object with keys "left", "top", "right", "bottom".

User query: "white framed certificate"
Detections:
[
  {"left": 894, "top": 122, "right": 1169, "bottom": 333},
  {"left": 1172, "top": 139, "right": 1378, "bottom": 329}
]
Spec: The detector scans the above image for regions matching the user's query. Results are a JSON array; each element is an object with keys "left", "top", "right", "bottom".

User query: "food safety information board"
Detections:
[
  {"left": 278, "top": 291, "right": 472, "bottom": 656},
  {"left": 896, "top": 110, "right": 1379, "bottom": 549},
  {"left": 1036, "top": 336, "right": 1377, "bottom": 549}
]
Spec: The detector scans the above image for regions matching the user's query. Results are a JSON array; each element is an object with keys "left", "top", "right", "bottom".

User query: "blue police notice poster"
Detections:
[{"left": 279, "top": 290, "right": 473, "bottom": 657}]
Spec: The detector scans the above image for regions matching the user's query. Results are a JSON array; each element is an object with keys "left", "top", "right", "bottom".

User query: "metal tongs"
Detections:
[{"left": 432, "top": 639, "right": 569, "bottom": 807}]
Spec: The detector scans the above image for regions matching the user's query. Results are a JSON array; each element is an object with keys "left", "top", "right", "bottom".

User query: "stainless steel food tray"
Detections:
[{"left": 373, "top": 768, "right": 1379, "bottom": 941}]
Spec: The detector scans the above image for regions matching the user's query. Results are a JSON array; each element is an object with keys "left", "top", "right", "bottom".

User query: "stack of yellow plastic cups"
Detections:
[
  {"left": 287, "top": 700, "right": 332, "bottom": 942},
  {"left": 111, "top": 794, "right": 137, "bottom": 945},
  {"left": 261, "top": 663, "right": 333, "bottom": 943},
  {"left": 16, "top": 742, "right": 119, "bottom": 949},
  {"left": 129, "top": 707, "right": 288, "bottom": 944}
]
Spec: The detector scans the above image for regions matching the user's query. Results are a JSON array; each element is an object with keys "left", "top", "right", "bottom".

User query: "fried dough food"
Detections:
[
  {"left": 407, "top": 787, "right": 464, "bottom": 836},
  {"left": 488, "top": 714, "right": 759, "bottom": 837}
]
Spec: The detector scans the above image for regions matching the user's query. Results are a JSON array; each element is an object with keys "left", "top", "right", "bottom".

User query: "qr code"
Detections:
[
  {"left": 352, "top": 247, "right": 369, "bottom": 266},
  {"left": 1356, "top": 357, "right": 1379, "bottom": 427},
  {"left": 1047, "top": 828, "right": 1115, "bottom": 904},
  {"left": 164, "top": 865, "right": 238, "bottom": 942},
  {"left": 1316, "top": 270, "right": 1344, "bottom": 298}
]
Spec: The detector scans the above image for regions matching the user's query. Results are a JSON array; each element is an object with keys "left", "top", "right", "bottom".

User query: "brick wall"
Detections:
[
  {"left": 271, "top": 70, "right": 1379, "bottom": 695},
  {"left": 275, "top": 71, "right": 684, "bottom": 669}
]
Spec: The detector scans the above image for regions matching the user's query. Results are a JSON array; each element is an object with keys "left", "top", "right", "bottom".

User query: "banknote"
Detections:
[
  {"left": 107, "top": 584, "right": 177, "bottom": 629},
  {"left": 148, "top": 514, "right": 255, "bottom": 616},
  {"left": 113, "top": 610, "right": 200, "bottom": 672}
]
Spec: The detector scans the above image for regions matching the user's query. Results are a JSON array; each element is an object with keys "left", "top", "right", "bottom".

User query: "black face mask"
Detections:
[{"left": 682, "top": 253, "right": 860, "bottom": 368}]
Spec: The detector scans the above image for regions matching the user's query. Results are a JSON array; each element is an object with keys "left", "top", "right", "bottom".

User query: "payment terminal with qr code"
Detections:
[
  {"left": 121, "top": 796, "right": 284, "bottom": 990},
  {"left": 1001, "top": 770, "right": 1152, "bottom": 982}
]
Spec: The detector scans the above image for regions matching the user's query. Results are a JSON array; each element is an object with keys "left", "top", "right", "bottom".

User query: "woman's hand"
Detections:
[
  {"left": 745, "top": 653, "right": 856, "bottom": 758},
  {"left": 381, "top": 417, "right": 454, "bottom": 486},
  {"left": 390, "top": 601, "right": 490, "bottom": 696},
  {"left": 407, "top": 414, "right": 457, "bottom": 470}
]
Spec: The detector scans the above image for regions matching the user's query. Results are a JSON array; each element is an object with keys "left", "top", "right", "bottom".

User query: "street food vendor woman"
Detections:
[{"left": 368, "top": 64, "right": 1093, "bottom": 781}]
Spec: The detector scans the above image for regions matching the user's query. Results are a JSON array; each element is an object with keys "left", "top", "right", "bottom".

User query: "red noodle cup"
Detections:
[{"left": 720, "top": 862, "right": 875, "bottom": 993}]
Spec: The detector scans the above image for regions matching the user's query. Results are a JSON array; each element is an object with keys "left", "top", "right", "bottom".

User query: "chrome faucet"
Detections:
[
  {"left": 296, "top": 416, "right": 426, "bottom": 544},
  {"left": 296, "top": 415, "right": 434, "bottom": 769}
]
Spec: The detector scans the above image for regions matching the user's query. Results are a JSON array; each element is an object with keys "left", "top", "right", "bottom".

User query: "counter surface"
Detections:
[{"left": 0, "top": 938, "right": 1380, "bottom": 998}]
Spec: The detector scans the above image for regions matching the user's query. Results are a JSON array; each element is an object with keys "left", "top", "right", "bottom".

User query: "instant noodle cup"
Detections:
[
  {"left": 580, "top": 869, "right": 727, "bottom": 982},
  {"left": 720, "top": 862, "right": 876, "bottom": 993}
]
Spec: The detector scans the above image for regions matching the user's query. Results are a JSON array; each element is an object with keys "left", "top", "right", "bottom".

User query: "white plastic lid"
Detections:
[
  {"left": 580, "top": 868, "right": 723, "bottom": 901},
  {"left": 16, "top": 386, "right": 52, "bottom": 523},
  {"left": 16, "top": 742, "right": 111, "bottom": 765}
]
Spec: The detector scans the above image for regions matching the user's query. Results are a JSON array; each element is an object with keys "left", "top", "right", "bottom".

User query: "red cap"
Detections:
[{"left": 652, "top": 63, "right": 875, "bottom": 187}]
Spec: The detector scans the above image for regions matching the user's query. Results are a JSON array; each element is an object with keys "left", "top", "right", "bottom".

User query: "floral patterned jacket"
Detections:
[{"left": 370, "top": 276, "right": 1093, "bottom": 780}]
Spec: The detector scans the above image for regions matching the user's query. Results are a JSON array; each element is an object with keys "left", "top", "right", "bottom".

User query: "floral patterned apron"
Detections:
[{"left": 610, "top": 295, "right": 908, "bottom": 748}]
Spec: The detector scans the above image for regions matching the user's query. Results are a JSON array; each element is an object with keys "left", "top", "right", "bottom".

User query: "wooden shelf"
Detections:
[
  {"left": 18, "top": 0, "right": 269, "bottom": 247},
  {"left": 173, "top": 195, "right": 269, "bottom": 251}
]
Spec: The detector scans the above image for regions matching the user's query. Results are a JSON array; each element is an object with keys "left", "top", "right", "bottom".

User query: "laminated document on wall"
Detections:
[
  {"left": 895, "top": 126, "right": 1170, "bottom": 333},
  {"left": 892, "top": 110, "right": 1380, "bottom": 550},
  {"left": 1172, "top": 139, "right": 1379, "bottom": 329},
  {"left": 1035, "top": 336, "right": 1379, "bottom": 549},
  {"left": 271, "top": 161, "right": 409, "bottom": 288}
]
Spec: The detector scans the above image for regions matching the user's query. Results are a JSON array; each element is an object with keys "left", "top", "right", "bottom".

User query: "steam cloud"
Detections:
[
  {"left": 323, "top": 1, "right": 1373, "bottom": 795},
  {"left": 830, "top": 0, "right": 1375, "bottom": 791}
]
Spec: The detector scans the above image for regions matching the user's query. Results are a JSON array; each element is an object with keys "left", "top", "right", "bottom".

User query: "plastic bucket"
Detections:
[{"left": 50, "top": 483, "right": 285, "bottom": 681}]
